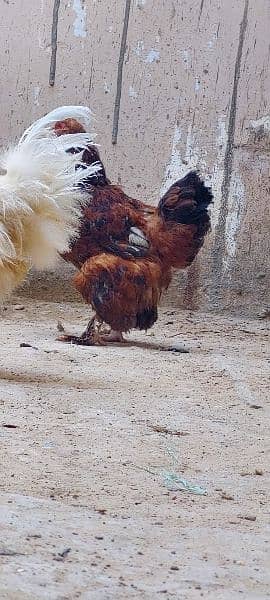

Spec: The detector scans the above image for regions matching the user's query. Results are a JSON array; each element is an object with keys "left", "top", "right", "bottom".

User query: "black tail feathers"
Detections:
[
  {"left": 158, "top": 171, "right": 213, "bottom": 226},
  {"left": 136, "top": 306, "right": 158, "bottom": 330}
]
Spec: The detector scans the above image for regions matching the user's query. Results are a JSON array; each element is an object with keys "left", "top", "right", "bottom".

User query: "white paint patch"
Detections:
[
  {"left": 249, "top": 115, "right": 270, "bottom": 135},
  {"left": 181, "top": 49, "right": 191, "bottom": 70},
  {"left": 209, "top": 116, "right": 228, "bottom": 230},
  {"left": 160, "top": 124, "right": 182, "bottom": 195},
  {"left": 38, "top": 0, "right": 45, "bottom": 49},
  {"left": 160, "top": 122, "right": 205, "bottom": 195},
  {"left": 134, "top": 43, "right": 160, "bottom": 64},
  {"left": 208, "top": 32, "right": 218, "bottom": 49},
  {"left": 145, "top": 49, "right": 160, "bottom": 64},
  {"left": 224, "top": 173, "right": 245, "bottom": 268},
  {"left": 194, "top": 77, "right": 200, "bottom": 92},
  {"left": 128, "top": 86, "right": 138, "bottom": 99},
  {"left": 33, "top": 86, "right": 41, "bottom": 107},
  {"left": 134, "top": 40, "right": 144, "bottom": 57},
  {"left": 136, "top": 0, "right": 146, "bottom": 6},
  {"left": 73, "top": 0, "right": 87, "bottom": 38},
  {"left": 185, "top": 123, "right": 201, "bottom": 170}
]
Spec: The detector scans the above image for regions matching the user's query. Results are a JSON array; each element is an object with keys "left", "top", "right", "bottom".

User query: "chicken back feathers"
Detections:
[
  {"left": 0, "top": 106, "right": 101, "bottom": 300},
  {"left": 56, "top": 119, "right": 213, "bottom": 334},
  {"left": 61, "top": 183, "right": 153, "bottom": 269}
]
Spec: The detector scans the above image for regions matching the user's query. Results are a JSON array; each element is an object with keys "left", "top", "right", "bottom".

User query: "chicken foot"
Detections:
[
  {"left": 57, "top": 315, "right": 103, "bottom": 346},
  {"left": 100, "top": 330, "right": 125, "bottom": 343},
  {"left": 57, "top": 315, "right": 125, "bottom": 346}
]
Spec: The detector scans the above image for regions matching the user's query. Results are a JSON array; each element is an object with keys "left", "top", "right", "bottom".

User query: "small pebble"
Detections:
[
  {"left": 166, "top": 344, "right": 189, "bottom": 354},
  {"left": 221, "top": 493, "right": 234, "bottom": 500},
  {"left": 20, "top": 343, "right": 38, "bottom": 350},
  {"left": 57, "top": 321, "right": 65, "bottom": 332},
  {"left": 254, "top": 469, "right": 263, "bottom": 476},
  {"left": 14, "top": 304, "right": 25, "bottom": 311}
]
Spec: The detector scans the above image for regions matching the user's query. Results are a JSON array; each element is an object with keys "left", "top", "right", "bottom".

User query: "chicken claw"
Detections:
[
  {"left": 56, "top": 316, "right": 126, "bottom": 346},
  {"left": 57, "top": 332, "right": 105, "bottom": 346},
  {"left": 56, "top": 315, "right": 105, "bottom": 345}
]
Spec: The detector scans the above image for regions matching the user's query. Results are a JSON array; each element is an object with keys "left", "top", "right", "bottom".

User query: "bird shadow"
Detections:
[{"left": 109, "top": 339, "right": 189, "bottom": 353}]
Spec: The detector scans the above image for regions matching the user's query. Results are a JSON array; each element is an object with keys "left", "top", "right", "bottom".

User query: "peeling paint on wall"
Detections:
[
  {"left": 194, "top": 77, "right": 200, "bottom": 92},
  {"left": 208, "top": 32, "right": 218, "bottom": 49},
  {"left": 73, "top": 0, "right": 87, "bottom": 38},
  {"left": 134, "top": 41, "right": 144, "bottom": 57},
  {"left": 33, "top": 86, "right": 41, "bottom": 106},
  {"left": 103, "top": 81, "right": 110, "bottom": 94},
  {"left": 134, "top": 43, "right": 160, "bottom": 64},
  {"left": 160, "top": 123, "right": 182, "bottom": 195},
  {"left": 185, "top": 123, "right": 202, "bottom": 171},
  {"left": 128, "top": 85, "right": 138, "bottom": 99},
  {"left": 224, "top": 173, "right": 245, "bottom": 269},
  {"left": 145, "top": 49, "right": 160, "bottom": 64},
  {"left": 249, "top": 115, "right": 270, "bottom": 134},
  {"left": 180, "top": 49, "right": 191, "bottom": 70},
  {"left": 249, "top": 115, "right": 270, "bottom": 148},
  {"left": 161, "top": 123, "right": 204, "bottom": 195},
  {"left": 210, "top": 117, "right": 228, "bottom": 230}
]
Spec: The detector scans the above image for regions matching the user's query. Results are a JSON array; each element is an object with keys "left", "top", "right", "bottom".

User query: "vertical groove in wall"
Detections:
[
  {"left": 49, "top": 0, "right": 61, "bottom": 86},
  {"left": 111, "top": 0, "right": 131, "bottom": 144},
  {"left": 210, "top": 0, "right": 249, "bottom": 303},
  {"left": 198, "top": 0, "right": 205, "bottom": 25}
]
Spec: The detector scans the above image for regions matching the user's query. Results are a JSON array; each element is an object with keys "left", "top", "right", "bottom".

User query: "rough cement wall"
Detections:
[{"left": 1, "top": 0, "right": 269, "bottom": 315}]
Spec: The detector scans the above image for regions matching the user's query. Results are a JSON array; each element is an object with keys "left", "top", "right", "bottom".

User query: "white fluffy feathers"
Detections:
[{"left": 0, "top": 105, "right": 100, "bottom": 300}]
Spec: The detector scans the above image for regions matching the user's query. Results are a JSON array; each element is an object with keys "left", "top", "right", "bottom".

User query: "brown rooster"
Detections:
[{"left": 55, "top": 118, "right": 213, "bottom": 345}]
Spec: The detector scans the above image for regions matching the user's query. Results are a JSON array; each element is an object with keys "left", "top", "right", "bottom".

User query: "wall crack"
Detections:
[
  {"left": 210, "top": 0, "right": 249, "bottom": 301},
  {"left": 112, "top": 0, "right": 131, "bottom": 144},
  {"left": 49, "top": 0, "right": 61, "bottom": 86}
]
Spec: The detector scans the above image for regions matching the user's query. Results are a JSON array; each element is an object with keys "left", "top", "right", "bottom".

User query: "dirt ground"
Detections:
[{"left": 0, "top": 298, "right": 269, "bottom": 600}]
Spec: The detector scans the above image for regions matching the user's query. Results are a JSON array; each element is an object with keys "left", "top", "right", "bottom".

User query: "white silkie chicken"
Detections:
[{"left": 0, "top": 106, "right": 100, "bottom": 300}]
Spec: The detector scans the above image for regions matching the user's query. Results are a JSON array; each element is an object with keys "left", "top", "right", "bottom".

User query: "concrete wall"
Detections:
[{"left": 1, "top": 0, "right": 269, "bottom": 315}]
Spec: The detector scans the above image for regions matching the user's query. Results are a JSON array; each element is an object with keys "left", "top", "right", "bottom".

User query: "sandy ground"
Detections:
[{"left": 0, "top": 299, "right": 269, "bottom": 600}]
